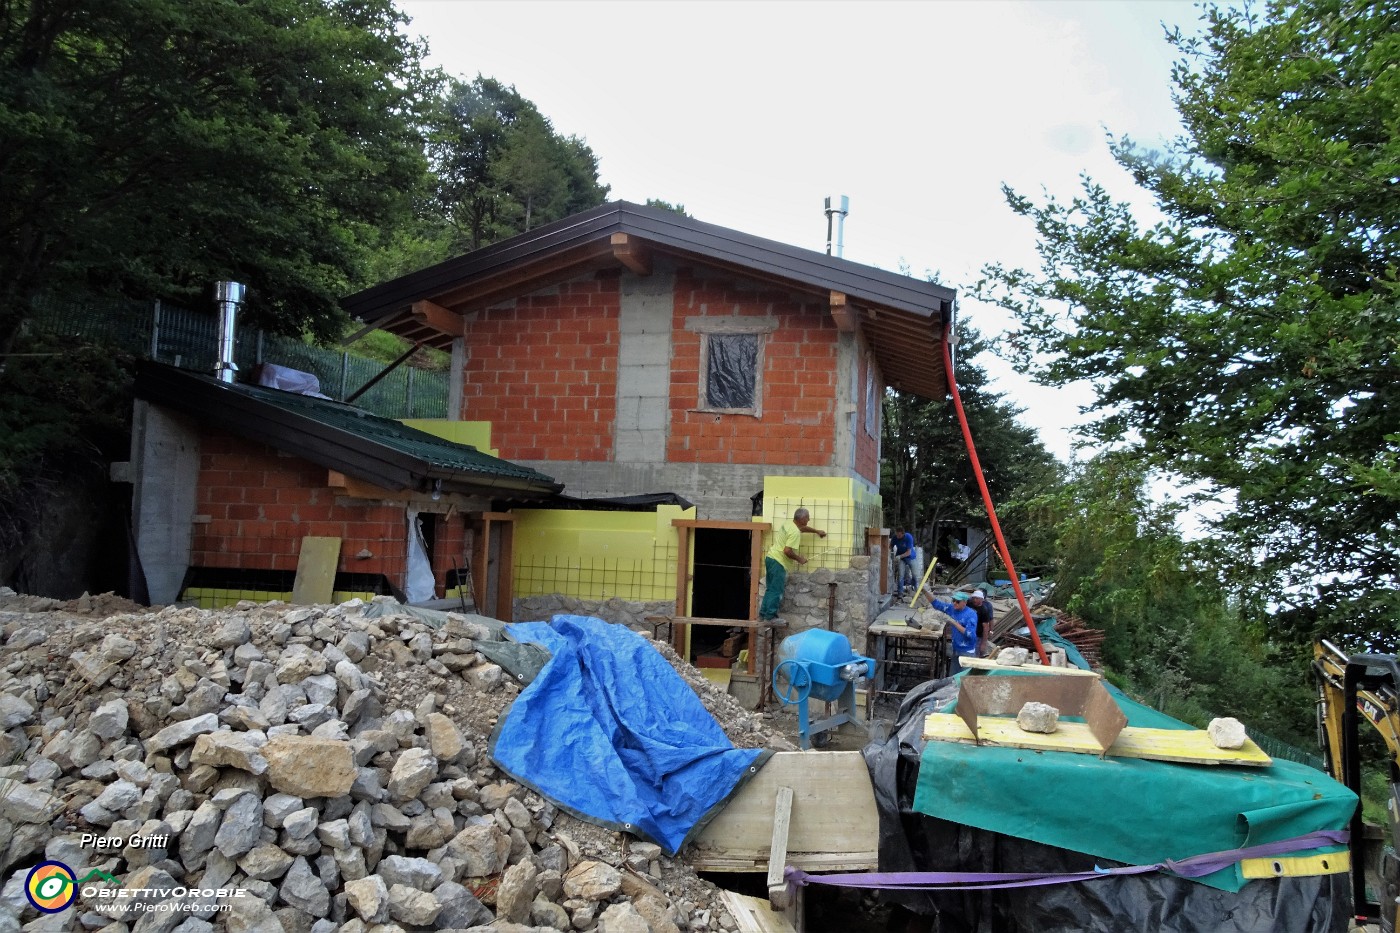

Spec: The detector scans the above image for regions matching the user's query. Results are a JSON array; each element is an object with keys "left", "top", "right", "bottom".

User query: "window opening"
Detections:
[{"left": 702, "top": 332, "right": 760, "bottom": 413}]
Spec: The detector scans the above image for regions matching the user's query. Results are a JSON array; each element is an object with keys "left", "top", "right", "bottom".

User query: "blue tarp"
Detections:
[{"left": 489, "top": 615, "right": 768, "bottom": 855}]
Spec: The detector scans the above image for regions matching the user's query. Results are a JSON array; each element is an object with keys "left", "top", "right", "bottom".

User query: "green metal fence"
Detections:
[{"left": 29, "top": 295, "right": 449, "bottom": 419}]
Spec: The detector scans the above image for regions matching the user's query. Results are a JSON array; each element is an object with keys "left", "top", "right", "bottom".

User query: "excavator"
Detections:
[{"left": 1314, "top": 639, "right": 1400, "bottom": 932}]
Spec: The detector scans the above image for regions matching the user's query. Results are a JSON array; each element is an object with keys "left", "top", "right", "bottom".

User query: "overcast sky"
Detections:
[{"left": 398, "top": 0, "right": 1203, "bottom": 461}]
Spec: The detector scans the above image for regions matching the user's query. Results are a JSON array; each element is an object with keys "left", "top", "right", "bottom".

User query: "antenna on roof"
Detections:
[{"left": 824, "top": 195, "right": 850, "bottom": 258}]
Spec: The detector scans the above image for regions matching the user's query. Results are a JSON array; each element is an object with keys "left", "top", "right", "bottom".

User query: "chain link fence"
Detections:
[{"left": 29, "top": 295, "right": 448, "bottom": 419}]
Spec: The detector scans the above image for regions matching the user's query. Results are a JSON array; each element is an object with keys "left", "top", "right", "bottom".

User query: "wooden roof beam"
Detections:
[
  {"left": 830, "top": 291, "right": 857, "bottom": 332},
  {"left": 611, "top": 233, "right": 652, "bottom": 275},
  {"left": 410, "top": 299, "right": 463, "bottom": 338}
]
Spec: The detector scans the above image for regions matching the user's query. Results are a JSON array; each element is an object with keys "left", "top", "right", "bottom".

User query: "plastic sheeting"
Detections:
[
  {"left": 490, "top": 615, "right": 768, "bottom": 855},
  {"left": 913, "top": 673, "right": 1355, "bottom": 893},
  {"left": 864, "top": 679, "right": 1352, "bottom": 932}
]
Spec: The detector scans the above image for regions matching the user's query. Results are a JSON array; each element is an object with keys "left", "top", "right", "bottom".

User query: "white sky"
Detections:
[{"left": 398, "top": 0, "right": 1202, "bottom": 462}]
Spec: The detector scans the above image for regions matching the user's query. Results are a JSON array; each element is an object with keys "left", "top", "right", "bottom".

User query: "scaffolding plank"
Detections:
[
  {"left": 959, "top": 657, "right": 1101, "bottom": 677},
  {"left": 922, "top": 714, "right": 1273, "bottom": 766},
  {"left": 688, "top": 751, "right": 878, "bottom": 871}
]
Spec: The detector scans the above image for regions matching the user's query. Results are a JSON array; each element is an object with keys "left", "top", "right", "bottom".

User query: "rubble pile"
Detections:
[
  {"left": 0, "top": 590, "right": 788, "bottom": 933},
  {"left": 998, "top": 609, "right": 1104, "bottom": 670}
]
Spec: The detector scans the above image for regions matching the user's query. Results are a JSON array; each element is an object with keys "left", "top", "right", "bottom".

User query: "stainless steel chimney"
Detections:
[{"left": 214, "top": 281, "right": 246, "bottom": 383}]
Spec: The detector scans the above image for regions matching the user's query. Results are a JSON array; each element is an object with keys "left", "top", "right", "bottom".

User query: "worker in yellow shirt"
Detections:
[{"left": 759, "top": 507, "right": 827, "bottom": 621}]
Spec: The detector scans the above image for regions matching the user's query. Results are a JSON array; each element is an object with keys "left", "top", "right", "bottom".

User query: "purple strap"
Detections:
[{"left": 785, "top": 830, "right": 1349, "bottom": 892}]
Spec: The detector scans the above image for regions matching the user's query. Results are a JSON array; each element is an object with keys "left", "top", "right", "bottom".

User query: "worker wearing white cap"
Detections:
[
  {"left": 931, "top": 590, "right": 979, "bottom": 670},
  {"left": 968, "top": 588, "right": 995, "bottom": 656}
]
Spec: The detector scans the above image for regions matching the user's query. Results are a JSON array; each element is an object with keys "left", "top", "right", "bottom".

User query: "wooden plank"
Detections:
[
  {"left": 922, "top": 714, "right": 1274, "bottom": 766},
  {"left": 494, "top": 519, "right": 514, "bottom": 622},
  {"left": 959, "top": 657, "right": 1101, "bottom": 677},
  {"left": 718, "top": 891, "right": 798, "bottom": 933},
  {"left": 672, "top": 519, "right": 773, "bottom": 531},
  {"left": 666, "top": 616, "right": 787, "bottom": 630},
  {"left": 689, "top": 751, "right": 879, "bottom": 871},
  {"left": 292, "top": 536, "right": 340, "bottom": 605},
  {"left": 766, "top": 786, "right": 794, "bottom": 907}
]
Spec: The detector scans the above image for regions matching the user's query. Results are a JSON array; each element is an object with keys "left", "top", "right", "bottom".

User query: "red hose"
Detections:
[{"left": 941, "top": 331, "right": 1050, "bottom": 665}]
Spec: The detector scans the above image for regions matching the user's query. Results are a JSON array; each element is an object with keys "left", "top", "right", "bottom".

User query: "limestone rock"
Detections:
[
  {"left": 191, "top": 731, "right": 268, "bottom": 775},
  {"left": 386, "top": 882, "right": 441, "bottom": 926},
  {"left": 1016, "top": 701, "right": 1060, "bottom": 734},
  {"left": 425, "top": 712, "right": 465, "bottom": 762},
  {"left": 598, "top": 901, "right": 652, "bottom": 933},
  {"left": 146, "top": 713, "right": 220, "bottom": 754},
  {"left": 1208, "top": 717, "right": 1248, "bottom": 750},
  {"left": 344, "top": 875, "right": 390, "bottom": 924},
  {"left": 386, "top": 747, "right": 437, "bottom": 801},
  {"left": 264, "top": 736, "right": 356, "bottom": 798},
  {"left": 497, "top": 858, "right": 539, "bottom": 923},
  {"left": 996, "top": 647, "right": 1031, "bottom": 666},
  {"left": 564, "top": 860, "right": 622, "bottom": 902}
]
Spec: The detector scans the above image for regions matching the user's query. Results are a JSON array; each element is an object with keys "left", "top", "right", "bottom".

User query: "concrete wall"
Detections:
[
  {"left": 615, "top": 267, "right": 673, "bottom": 464},
  {"left": 130, "top": 401, "right": 201, "bottom": 604}
]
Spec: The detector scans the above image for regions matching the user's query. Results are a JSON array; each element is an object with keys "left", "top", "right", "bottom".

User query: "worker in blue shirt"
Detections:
[{"left": 931, "top": 590, "right": 979, "bottom": 671}]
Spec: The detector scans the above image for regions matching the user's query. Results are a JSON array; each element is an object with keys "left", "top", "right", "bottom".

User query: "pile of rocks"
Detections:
[{"left": 0, "top": 591, "right": 787, "bottom": 933}]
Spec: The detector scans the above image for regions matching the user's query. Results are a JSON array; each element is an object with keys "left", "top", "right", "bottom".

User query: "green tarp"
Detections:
[{"left": 912, "top": 674, "right": 1357, "bottom": 892}]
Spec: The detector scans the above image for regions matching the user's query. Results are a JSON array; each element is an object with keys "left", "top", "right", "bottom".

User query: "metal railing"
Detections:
[{"left": 29, "top": 295, "right": 448, "bottom": 419}]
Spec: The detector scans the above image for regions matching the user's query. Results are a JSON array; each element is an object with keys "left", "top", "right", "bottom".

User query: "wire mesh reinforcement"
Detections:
[
  {"left": 513, "top": 543, "right": 681, "bottom": 602},
  {"left": 28, "top": 295, "right": 448, "bottom": 419},
  {"left": 766, "top": 496, "right": 879, "bottom": 567}
]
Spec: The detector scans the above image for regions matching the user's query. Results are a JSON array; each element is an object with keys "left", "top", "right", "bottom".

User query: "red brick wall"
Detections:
[
  {"left": 460, "top": 270, "right": 619, "bottom": 461},
  {"left": 193, "top": 431, "right": 416, "bottom": 590},
  {"left": 855, "top": 354, "right": 880, "bottom": 484},
  {"left": 668, "top": 268, "right": 837, "bottom": 466}
]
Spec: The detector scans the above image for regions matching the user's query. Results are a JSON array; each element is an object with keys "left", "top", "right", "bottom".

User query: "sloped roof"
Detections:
[
  {"left": 134, "top": 361, "right": 562, "bottom": 499},
  {"left": 342, "top": 201, "right": 957, "bottom": 400}
]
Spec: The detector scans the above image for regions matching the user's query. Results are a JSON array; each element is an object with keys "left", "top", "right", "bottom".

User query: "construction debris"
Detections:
[
  {"left": 995, "top": 648, "right": 1030, "bottom": 667},
  {"left": 999, "top": 609, "right": 1105, "bottom": 670},
  {"left": 0, "top": 589, "right": 794, "bottom": 932}
]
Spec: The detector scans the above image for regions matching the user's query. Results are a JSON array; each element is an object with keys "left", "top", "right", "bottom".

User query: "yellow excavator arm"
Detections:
[{"left": 1313, "top": 639, "right": 1400, "bottom": 932}]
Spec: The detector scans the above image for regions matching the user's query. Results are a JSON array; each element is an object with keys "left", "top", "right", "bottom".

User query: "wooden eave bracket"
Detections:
[
  {"left": 410, "top": 299, "right": 464, "bottom": 338},
  {"left": 829, "top": 291, "right": 856, "bottom": 332},
  {"left": 611, "top": 233, "right": 652, "bottom": 275}
]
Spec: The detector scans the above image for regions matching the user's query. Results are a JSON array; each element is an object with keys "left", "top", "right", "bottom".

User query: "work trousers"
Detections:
[
  {"left": 759, "top": 557, "right": 787, "bottom": 620},
  {"left": 896, "top": 557, "right": 915, "bottom": 593}
]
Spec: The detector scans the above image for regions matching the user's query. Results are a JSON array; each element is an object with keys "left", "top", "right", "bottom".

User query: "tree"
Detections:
[
  {"left": 0, "top": 0, "right": 438, "bottom": 352},
  {"left": 978, "top": 0, "right": 1399, "bottom": 650},
  {"left": 645, "top": 199, "right": 690, "bottom": 217},
  {"left": 428, "top": 76, "right": 608, "bottom": 252},
  {"left": 880, "top": 325, "right": 1062, "bottom": 572},
  {"left": 1041, "top": 453, "right": 1315, "bottom": 745}
]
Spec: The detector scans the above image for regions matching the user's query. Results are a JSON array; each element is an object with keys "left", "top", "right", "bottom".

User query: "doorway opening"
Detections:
[{"left": 689, "top": 527, "right": 753, "bottom": 663}]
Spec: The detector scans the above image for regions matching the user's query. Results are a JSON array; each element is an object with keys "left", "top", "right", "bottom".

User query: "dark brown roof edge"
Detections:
[{"left": 342, "top": 201, "right": 956, "bottom": 324}]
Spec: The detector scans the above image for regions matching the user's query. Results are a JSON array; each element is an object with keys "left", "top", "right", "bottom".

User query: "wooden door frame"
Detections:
[
  {"left": 670, "top": 518, "right": 772, "bottom": 674},
  {"left": 467, "top": 511, "right": 515, "bottom": 621}
]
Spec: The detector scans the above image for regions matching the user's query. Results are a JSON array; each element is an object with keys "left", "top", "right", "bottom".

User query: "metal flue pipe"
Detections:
[{"left": 214, "top": 281, "right": 247, "bottom": 384}]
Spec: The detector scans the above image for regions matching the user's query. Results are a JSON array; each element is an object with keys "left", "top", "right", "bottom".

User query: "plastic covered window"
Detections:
[{"left": 704, "top": 333, "right": 759, "bottom": 411}]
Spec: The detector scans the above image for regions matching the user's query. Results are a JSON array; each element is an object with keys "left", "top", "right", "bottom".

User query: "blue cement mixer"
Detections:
[{"left": 772, "top": 629, "right": 876, "bottom": 749}]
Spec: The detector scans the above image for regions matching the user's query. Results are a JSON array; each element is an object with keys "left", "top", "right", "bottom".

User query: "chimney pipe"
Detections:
[{"left": 214, "top": 281, "right": 246, "bottom": 384}]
